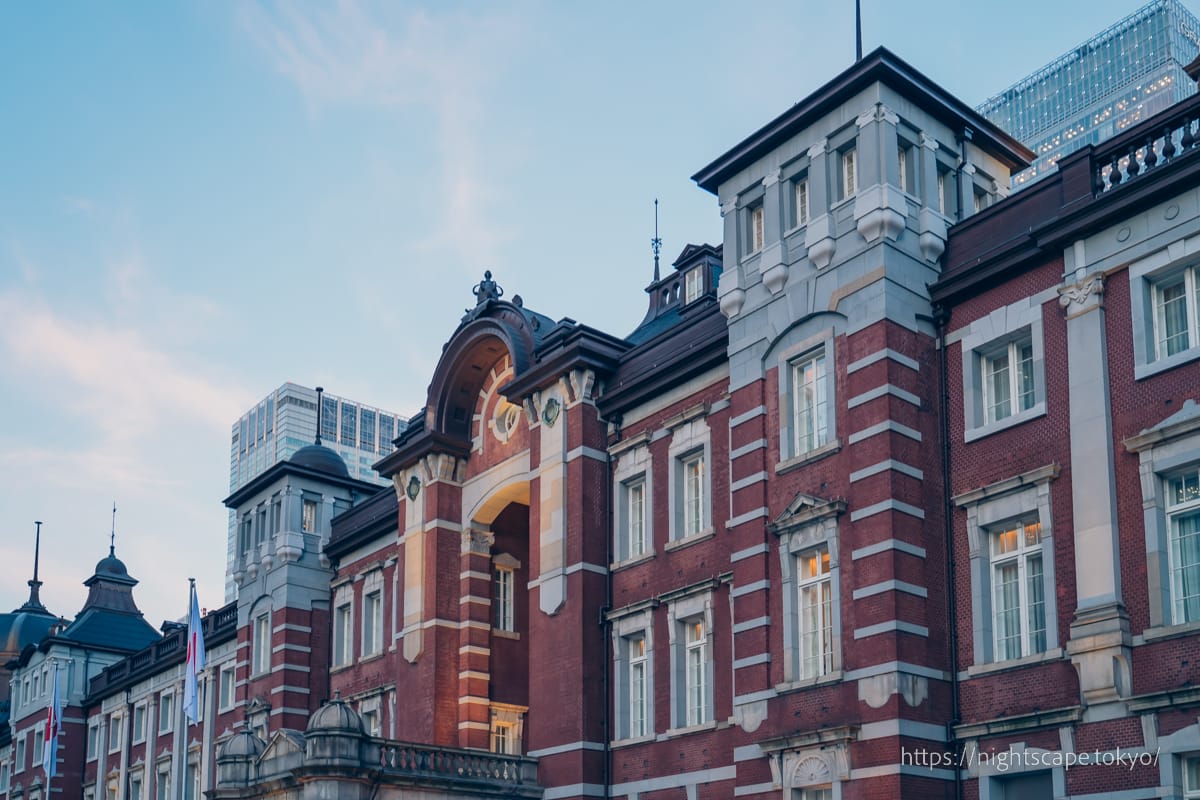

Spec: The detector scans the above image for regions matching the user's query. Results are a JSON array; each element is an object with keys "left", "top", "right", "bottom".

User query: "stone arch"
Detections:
[{"left": 424, "top": 305, "right": 538, "bottom": 443}]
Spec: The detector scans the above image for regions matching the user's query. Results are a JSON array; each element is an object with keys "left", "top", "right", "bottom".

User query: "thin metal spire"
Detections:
[
  {"left": 652, "top": 199, "right": 662, "bottom": 282},
  {"left": 855, "top": 0, "right": 863, "bottom": 61},
  {"left": 20, "top": 520, "right": 46, "bottom": 611},
  {"left": 314, "top": 386, "right": 325, "bottom": 446},
  {"left": 110, "top": 502, "right": 117, "bottom": 555}
]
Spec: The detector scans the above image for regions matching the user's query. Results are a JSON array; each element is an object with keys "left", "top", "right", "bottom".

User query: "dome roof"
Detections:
[
  {"left": 218, "top": 729, "right": 266, "bottom": 760},
  {"left": 289, "top": 444, "right": 350, "bottom": 479},
  {"left": 0, "top": 609, "right": 59, "bottom": 655},
  {"left": 305, "top": 697, "right": 364, "bottom": 735},
  {"left": 94, "top": 551, "right": 130, "bottom": 579}
]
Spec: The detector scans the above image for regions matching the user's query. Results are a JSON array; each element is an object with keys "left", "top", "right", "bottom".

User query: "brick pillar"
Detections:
[{"left": 458, "top": 527, "right": 495, "bottom": 749}]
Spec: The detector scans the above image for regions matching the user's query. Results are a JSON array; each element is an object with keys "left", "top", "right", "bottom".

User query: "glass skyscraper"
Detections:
[
  {"left": 979, "top": 0, "right": 1200, "bottom": 187},
  {"left": 225, "top": 382, "right": 406, "bottom": 599}
]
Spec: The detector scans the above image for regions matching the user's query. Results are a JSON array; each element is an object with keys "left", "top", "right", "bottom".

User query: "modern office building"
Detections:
[
  {"left": 225, "top": 383, "right": 405, "bottom": 600},
  {"left": 979, "top": 0, "right": 1200, "bottom": 187}
]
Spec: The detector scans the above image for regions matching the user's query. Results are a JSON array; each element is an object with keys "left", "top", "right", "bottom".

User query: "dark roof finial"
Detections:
[
  {"left": 652, "top": 199, "right": 662, "bottom": 282},
  {"left": 855, "top": 0, "right": 862, "bottom": 61},
  {"left": 472, "top": 270, "right": 503, "bottom": 306},
  {"left": 314, "top": 386, "right": 325, "bottom": 446},
  {"left": 21, "top": 520, "right": 47, "bottom": 612},
  {"left": 110, "top": 502, "right": 117, "bottom": 557}
]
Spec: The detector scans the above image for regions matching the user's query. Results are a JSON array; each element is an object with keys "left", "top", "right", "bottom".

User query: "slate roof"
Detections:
[{"left": 57, "top": 605, "right": 160, "bottom": 652}]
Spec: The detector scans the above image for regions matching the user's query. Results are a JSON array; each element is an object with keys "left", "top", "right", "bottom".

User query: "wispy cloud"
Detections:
[{"left": 239, "top": 0, "right": 520, "bottom": 267}]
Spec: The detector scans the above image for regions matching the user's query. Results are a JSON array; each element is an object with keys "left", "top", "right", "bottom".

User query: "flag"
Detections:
[
  {"left": 42, "top": 661, "right": 60, "bottom": 780},
  {"left": 183, "top": 581, "right": 207, "bottom": 724}
]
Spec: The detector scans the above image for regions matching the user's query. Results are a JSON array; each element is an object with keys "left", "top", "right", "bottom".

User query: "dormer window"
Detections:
[{"left": 684, "top": 268, "right": 703, "bottom": 303}]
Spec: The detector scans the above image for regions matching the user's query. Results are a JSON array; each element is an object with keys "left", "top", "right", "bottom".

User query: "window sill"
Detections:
[
  {"left": 611, "top": 551, "right": 656, "bottom": 572},
  {"left": 1141, "top": 620, "right": 1200, "bottom": 643},
  {"left": 663, "top": 720, "right": 719, "bottom": 738},
  {"left": 775, "top": 670, "right": 844, "bottom": 694},
  {"left": 965, "top": 647, "right": 1063, "bottom": 678},
  {"left": 776, "top": 439, "right": 841, "bottom": 475},
  {"left": 493, "top": 629, "right": 521, "bottom": 641},
  {"left": 665, "top": 529, "right": 716, "bottom": 552},
  {"left": 359, "top": 652, "right": 385, "bottom": 664},
  {"left": 964, "top": 401, "right": 1046, "bottom": 443},
  {"left": 610, "top": 733, "right": 656, "bottom": 749},
  {"left": 330, "top": 663, "right": 353, "bottom": 674},
  {"left": 783, "top": 222, "right": 809, "bottom": 239},
  {"left": 1134, "top": 346, "right": 1200, "bottom": 380}
]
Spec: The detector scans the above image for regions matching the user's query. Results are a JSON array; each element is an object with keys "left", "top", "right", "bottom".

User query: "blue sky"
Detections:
[{"left": 0, "top": 0, "right": 1158, "bottom": 623}]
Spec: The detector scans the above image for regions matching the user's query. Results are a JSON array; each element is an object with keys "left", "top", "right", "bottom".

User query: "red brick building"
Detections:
[{"left": 2, "top": 46, "right": 1200, "bottom": 800}]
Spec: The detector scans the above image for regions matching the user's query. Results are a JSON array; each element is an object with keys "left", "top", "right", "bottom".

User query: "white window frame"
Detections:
[
  {"left": 1130, "top": 246, "right": 1200, "bottom": 379},
  {"left": 132, "top": 703, "right": 147, "bottom": 744},
  {"left": 1126, "top": 402, "right": 1200, "bottom": 632},
  {"left": 15, "top": 733, "right": 25, "bottom": 772},
  {"left": 980, "top": 337, "right": 1036, "bottom": 425},
  {"left": 32, "top": 726, "right": 44, "bottom": 766},
  {"left": 1184, "top": 754, "right": 1200, "bottom": 799},
  {"left": 218, "top": 664, "right": 236, "bottom": 711},
  {"left": 627, "top": 633, "right": 649, "bottom": 738},
  {"left": 612, "top": 442, "right": 653, "bottom": 565},
  {"left": 794, "top": 176, "right": 810, "bottom": 227},
  {"left": 158, "top": 691, "right": 175, "bottom": 735},
  {"left": 953, "top": 464, "right": 1060, "bottom": 669},
  {"left": 840, "top": 147, "right": 857, "bottom": 200},
  {"left": 957, "top": 294, "right": 1047, "bottom": 442},
  {"left": 776, "top": 332, "right": 838, "bottom": 467},
  {"left": 493, "top": 553, "right": 520, "bottom": 633},
  {"left": 668, "top": 416, "right": 712, "bottom": 543},
  {"left": 791, "top": 350, "right": 829, "bottom": 457},
  {"left": 362, "top": 570, "right": 384, "bottom": 658},
  {"left": 608, "top": 606, "right": 654, "bottom": 743},
  {"left": 129, "top": 772, "right": 143, "bottom": 800},
  {"left": 667, "top": 592, "right": 714, "bottom": 731},
  {"left": 750, "top": 204, "right": 765, "bottom": 253},
  {"left": 797, "top": 546, "right": 834, "bottom": 680},
  {"left": 155, "top": 767, "right": 171, "bottom": 800},
  {"left": 488, "top": 704, "right": 526, "bottom": 756},
  {"left": 252, "top": 612, "right": 271, "bottom": 676},
  {"left": 301, "top": 499, "right": 318, "bottom": 533},
  {"left": 87, "top": 722, "right": 99, "bottom": 761},
  {"left": 108, "top": 715, "right": 123, "bottom": 753},
  {"left": 332, "top": 583, "right": 354, "bottom": 667},
  {"left": 989, "top": 518, "right": 1048, "bottom": 662},
  {"left": 1167, "top": 466, "right": 1200, "bottom": 625},
  {"left": 684, "top": 268, "right": 703, "bottom": 303}
]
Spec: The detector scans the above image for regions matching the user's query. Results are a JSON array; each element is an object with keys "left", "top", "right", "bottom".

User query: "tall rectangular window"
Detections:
[
  {"left": 1154, "top": 265, "right": 1200, "bottom": 359},
  {"left": 490, "top": 722, "right": 515, "bottom": 755},
  {"left": 681, "top": 453, "right": 705, "bottom": 538},
  {"left": 132, "top": 704, "right": 147, "bottom": 742},
  {"left": 321, "top": 396, "right": 339, "bottom": 442},
  {"left": 362, "top": 590, "right": 382, "bottom": 657},
  {"left": 494, "top": 567, "right": 515, "bottom": 632},
  {"left": 794, "top": 177, "right": 810, "bottom": 227},
  {"left": 684, "top": 268, "right": 703, "bottom": 303},
  {"left": 340, "top": 403, "right": 358, "bottom": 445},
  {"left": 1168, "top": 467, "right": 1200, "bottom": 624},
  {"left": 379, "top": 416, "right": 395, "bottom": 452},
  {"left": 158, "top": 692, "right": 175, "bottom": 734},
  {"left": 791, "top": 351, "right": 828, "bottom": 456},
  {"left": 253, "top": 614, "right": 271, "bottom": 675},
  {"left": 897, "top": 147, "right": 908, "bottom": 193},
  {"left": 684, "top": 620, "right": 707, "bottom": 726},
  {"left": 750, "top": 204, "right": 765, "bottom": 252},
  {"left": 185, "top": 764, "right": 199, "bottom": 800},
  {"left": 840, "top": 147, "right": 857, "bottom": 199},
  {"left": 991, "top": 520, "right": 1047, "bottom": 661},
  {"left": 33, "top": 728, "right": 44, "bottom": 764},
  {"left": 15, "top": 734, "right": 25, "bottom": 772},
  {"left": 218, "top": 664, "right": 236, "bottom": 710},
  {"left": 798, "top": 547, "right": 833, "bottom": 679},
  {"left": 129, "top": 775, "right": 143, "bottom": 800},
  {"left": 108, "top": 716, "right": 122, "bottom": 752},
  {"left": 333, "top": 601, "right": 353, "bottom": 666},
  {"left": 626, "top": 480, "right": 646, "bottom": 559},
  {"left": 1184, "top": 755, "right": 1200, "bottom": 799},
  {"left": 87, "top": 723, "right": 99, "bottom": 760},
  {"left": 628, "top": 635, "right": 648, "bottom": 738},
  {"left": 156, "top": 770, "right": 171, "bottom": 800},
  {"left": 360, "top": 409, "right": 376, "bottom": 451},
  {"left": 302, "top": 499, "right": 318, "bottom": 533},
  {"left": 982, "top": 338, "right": 1035, "bottom": 424}
]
